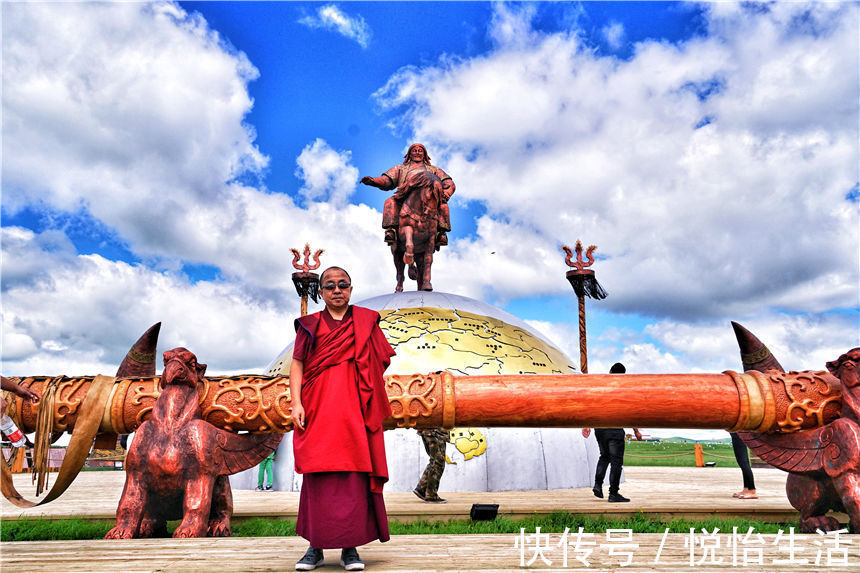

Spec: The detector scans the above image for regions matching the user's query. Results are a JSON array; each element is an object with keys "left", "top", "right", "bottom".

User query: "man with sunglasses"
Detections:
[{"left": 290, "top": 267, "right": 396, "bottom": 571}]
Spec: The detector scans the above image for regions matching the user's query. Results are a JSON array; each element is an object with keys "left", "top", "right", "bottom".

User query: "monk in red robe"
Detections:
[{"left": 290, "top": 267, "right": 395, "bottom": 572}]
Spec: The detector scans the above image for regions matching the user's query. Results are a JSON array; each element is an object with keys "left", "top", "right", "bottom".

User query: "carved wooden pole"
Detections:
[
  {"left": 562, "top": 241, "right": 607, "bottom": 373},
  {"left": 6, "top": 369, "right": 842, "bottom": 436},
  {"left": 578, "top": 295, "right": 587, "bottom": 373},
  {"left": 290, "top": 244, "right": 324, "bottom": 317}
]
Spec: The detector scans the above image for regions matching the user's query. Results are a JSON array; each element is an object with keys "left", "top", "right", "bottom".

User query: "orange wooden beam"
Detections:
[{"left": 6, "top": 369, "right": 840, "bottom": 436}]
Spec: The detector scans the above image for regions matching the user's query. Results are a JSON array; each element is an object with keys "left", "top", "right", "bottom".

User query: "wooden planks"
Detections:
[
  {"left": 5, "top": 466, "right": 858, "bottom": 572},
  {"left": 2, "top": 533, "right": 858, "bottom": 572}
]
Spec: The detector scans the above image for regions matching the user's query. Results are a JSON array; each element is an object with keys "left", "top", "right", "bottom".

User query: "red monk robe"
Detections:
[{"left": 292, "top": 305, "right": 395, "bottom": 549}]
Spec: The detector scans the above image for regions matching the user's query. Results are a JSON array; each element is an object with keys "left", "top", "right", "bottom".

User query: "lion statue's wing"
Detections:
[
  {"left": 212, "top": 430, "right": 283, "bottom": 475},
  {"left": 738, "top": 428, "right": 828, "bottom": 475}
]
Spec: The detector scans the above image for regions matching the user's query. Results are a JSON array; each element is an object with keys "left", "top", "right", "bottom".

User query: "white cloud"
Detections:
[
  {"left": 428, "top": 216, "right": 560, "bottom": 303},
  {"left": 372, "top": 2, "right": 859, "bottom": 324},
  {"left": 0, "top": 221, "right": 412, "bottom": 375},
  {"left": 1, "top": 227, "right": 78, "bottom": 289},
  {"left": 3, "top": 1, "right": 267, "bottom": 258},
  {"left": 488, "top": 2, "right": 539, "bottom": 49},
  {"left": 298, "top": 4, "right": 371, "bottom": 49},
  {"left": 602, "top": 21, "right": 624, "bottom": 50},
  {"left": 529, "top": 309, "right": 859, "bottom": 377},
  {"left": 0, "top": 2, "right": 395, "bottom": 292},
  {"left": 295, "top": 139, "right": 359, "bottom": 206},
  {"left": 2, "top": 333, "right": 39, "bottom": 362},
  {"left": 0, "top": 226, "right": 299, "bottom": 376},
  {"left": 0, "top": 2, "right": 395, "bottom": 372}
]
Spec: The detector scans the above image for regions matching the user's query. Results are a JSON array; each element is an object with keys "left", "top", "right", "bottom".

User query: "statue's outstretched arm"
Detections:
[{"left": 360, "top": 174, "right": 396, "bottom": 191}]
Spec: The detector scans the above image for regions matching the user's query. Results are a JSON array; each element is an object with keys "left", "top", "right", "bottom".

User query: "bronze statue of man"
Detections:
[{"left": 360, "top": 143, "right": 455, "bottom": 246}]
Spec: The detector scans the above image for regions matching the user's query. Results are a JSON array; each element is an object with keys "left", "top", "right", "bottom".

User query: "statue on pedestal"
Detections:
[{"left": 361, "top": 143, "right": 455, "bottom": 292}]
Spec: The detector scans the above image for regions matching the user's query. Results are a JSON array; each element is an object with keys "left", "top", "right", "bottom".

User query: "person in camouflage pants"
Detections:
[{"left": 414, "top": 428, "right": 448, "bottom": 503}]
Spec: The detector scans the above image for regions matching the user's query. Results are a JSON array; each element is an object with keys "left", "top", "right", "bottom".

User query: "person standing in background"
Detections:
[
  {"left": 413, "top": 428, "right": 448, "bottom": 503},
  {"left": 256, "top": 451, "right": 275, "bottom": 492},
  {"left": 582, "top": 363, "right": 642, "bottom": 503},
  {"left": 730, "top": 433, "right": 757, "bottom": 499}
]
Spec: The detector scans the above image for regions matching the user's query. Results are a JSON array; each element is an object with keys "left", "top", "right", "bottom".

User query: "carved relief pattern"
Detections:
[
  {"left": 385, "top": 373, "right": 440, "bottom": 428},
  {"left": 130, "top": 381, "right": 161, "bottom": 430},
  {"left": 13, "top": 375, "right": 294, "bottom": 434},
  {"left": 201, "top": 376, "right": 292, "bottom": 432},
  {"left": 9, "top": 376, "right": 88, "bottom": 432},
  {"left": 8, "top": 376, "right": 90, "bottom": 433},
  {"left": 54, "top": 377, "right": 87, "bottom": 431},
  {"left": 819, "top": 425, "right": 841, "bottom": 463},
  {"left": 741, "top": 346, "right": 772, "bottom": 367},
  {"left": 126, "top": 347, "right": 155, "bottom": 364},
  {"left": 770, "top": 370, "right": 842, "bottom": 433}
]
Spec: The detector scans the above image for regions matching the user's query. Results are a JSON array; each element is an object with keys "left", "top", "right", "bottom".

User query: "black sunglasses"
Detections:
[{"left": 321, "top": 281, "right": 351, "bottom": 291}]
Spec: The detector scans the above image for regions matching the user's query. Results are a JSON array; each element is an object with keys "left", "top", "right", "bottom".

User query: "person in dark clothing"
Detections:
[
  {"left": 730, "top": 432, "right": 757, "bottom": 499},
  {"left": 582, "top": 363, "right": 642, "bottom": 503}
]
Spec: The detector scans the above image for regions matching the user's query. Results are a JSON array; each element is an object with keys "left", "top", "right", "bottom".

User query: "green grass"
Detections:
[
  {"left": 0, "top": 441, "right": 765, "bottom": 542},
  {"left": 1, "top": 512, "right": 794, "bottom": 542},
  {"left": 623, "top": 441, "right": 741, "bottom": 468},
  {"left": 1, "top": 517, "right": 114, "bottom": 541},
  {"left": 388, "top": 512, "right": 791, "bottom": 535}
]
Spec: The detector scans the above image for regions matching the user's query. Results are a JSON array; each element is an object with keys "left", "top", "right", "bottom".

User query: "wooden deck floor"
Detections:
[
  {"left": 2, "top": 466, "right": 798, "bottom": 523},
  {"left": 4, "top": 467, "right": 858, "bottom": 571},
  {"left": 3, "top": 532, "right": 858, "bottom": 572}
]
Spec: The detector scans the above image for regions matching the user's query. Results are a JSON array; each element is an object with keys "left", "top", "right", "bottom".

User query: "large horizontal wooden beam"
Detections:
[{"left": 6, "top": 369, "right": 840, "bottom": 436}]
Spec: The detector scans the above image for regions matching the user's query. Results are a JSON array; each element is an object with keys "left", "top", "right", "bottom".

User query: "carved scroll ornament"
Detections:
[{"left": 385, "top": 373, "right": 441, "bottom": 428}]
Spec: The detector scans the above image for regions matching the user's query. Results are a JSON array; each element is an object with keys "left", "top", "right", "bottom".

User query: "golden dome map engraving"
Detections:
[
  {"left": 377, "top": 307, "right": 574, "bottom": 376},
  {"left": 266, "top": 295, "right": 576, "bottom": 378}
]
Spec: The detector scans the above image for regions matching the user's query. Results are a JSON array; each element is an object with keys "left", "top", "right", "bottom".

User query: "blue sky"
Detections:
[
  {"left": 2, "top": 2, "right": 858, "bottom": 437},
  {"left": 174, "top": 2, "right": 705, "bottom": 208}
]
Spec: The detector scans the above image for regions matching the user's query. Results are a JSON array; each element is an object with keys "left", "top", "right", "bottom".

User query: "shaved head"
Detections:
[{"left": 320, "top": 266, "right": 351, "bottom": 284}]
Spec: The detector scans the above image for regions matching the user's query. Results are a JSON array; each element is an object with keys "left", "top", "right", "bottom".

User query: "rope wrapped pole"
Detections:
[
  {"left": 562, "top": 241, "right": 607, "bottom": 373},
  {"left": 578, "top": 295, "right": 587, "bottom": 374}
]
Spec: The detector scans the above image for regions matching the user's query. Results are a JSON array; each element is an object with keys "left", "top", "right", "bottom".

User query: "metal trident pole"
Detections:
[
  {"left": 561, "top": 241, "right": 607, "bottom": 374},
  {"left": 290, "top": 244, "right": 324, "bottom": 317}
]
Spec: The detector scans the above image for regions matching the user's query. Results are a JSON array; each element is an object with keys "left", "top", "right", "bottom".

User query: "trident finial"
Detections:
[
  {"left": 290, "top": 244, "right": 324, "bottom": 274},
  {"left": 561, "top": 240, "right": 597, "bottom": 271}
]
